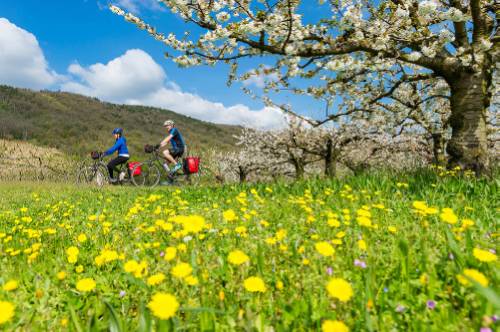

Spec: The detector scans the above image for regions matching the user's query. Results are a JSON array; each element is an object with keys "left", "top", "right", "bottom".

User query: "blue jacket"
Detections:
[{"left": 104, "top": 137, "right": 129, "bottom": 157}]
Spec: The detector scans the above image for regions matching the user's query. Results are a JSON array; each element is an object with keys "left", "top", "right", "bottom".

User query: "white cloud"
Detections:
[
  {"left": 62, "top": 49, "right": 166, "bottom": 102},
  {"left": 0, "top": 18, "right": 59, "bottom": 89},
  {"left": 63, "top": 49, "right": 286, "bottom": 129},
  {"left": 129, "top": 88, "right": 286, "bottom": 129},
  {"left": 112, "top": 0, "right": 165, "bottom": 13},
  {"left": 243, "top": 71, "right": 279, "bottom": 89}
]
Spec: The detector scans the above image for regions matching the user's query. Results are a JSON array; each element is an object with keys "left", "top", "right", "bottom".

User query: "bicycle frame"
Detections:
[
  {"left": 79, "top": 154, "right": 131, "bottom": 186},
  {"left": 147, "top": 149, "right": 177, "bottom": 176},
  {"left": 145, "top": 148, "right": 192, "bottom": 182}
]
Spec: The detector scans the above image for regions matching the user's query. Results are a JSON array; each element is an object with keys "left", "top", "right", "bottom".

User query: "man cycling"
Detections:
[
  {"left": 159, "top": 120, "right": 184, "bottom": 174},
  {"left": 103, "top": 128, "right": 130, "bottom": 182}
]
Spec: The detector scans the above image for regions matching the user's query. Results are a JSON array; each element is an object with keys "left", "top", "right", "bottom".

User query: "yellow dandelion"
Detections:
[
  {"left": 171, "top": 262, "right": 193, "bottom": 279},
  {"left": 457, "top": 269, "right": 489, "bottom": 287},
  {"left": 228, "top": 250, "right": 250, "bottom": 265},
  {"left": 164, "top": 247, "right": 177, "bottom": 261},
  {"left": 356, "top": 216, "right": 372, "bottom": 228},
  {"left": 223, "top": 209, "right": 237, "bottom": 221},
  {"left": 357, "top": 239, "right": 367, "bottom": 251},
  {"left": 182, "top": 215, "right": 206, "bottom": 233},
  {"left": 147, "top": 273, "right": 166, "bottom": 286},
  {"left": 124, "top": 260, "right": 139, "bottom": 273},
  {"left": 440, "top": 208, "right": 458, "bottom": 224},
  {"left": 2, "top": 280, "right": 18, "bottom": 291},
  {"left": 57, "top": 271, "right": 66, "bottom": 280},
  {"left": 473, "top": 248, "right": 497, "bottom": 262},
  {"left": 133, "top": 261, "right": 148, "bottom": 278},
  {"left": 244, "top": 276, "right": 266, "bottom": 292},
  {"left": 322, "top": 320, "right": 349, "bottom": 332},
  {"left": 147, "top": 293, "right": 179, "bottom": 320},
  {"left": 184, "top": 275, "right": 199, "bottom": 286},
  {"left": 66, "top": 246, "right": 79, "bottom": 264},
  {"left": 419, "top": 273, "right": 429, "bottom": 286},
  {"left": 77, "top": 233, "right": 87, "bottom": 243},
  {"left": 328, "top": 219, "right": 341, "bottom": 227},
  {"left": 412, "top": 201, "right": 427, "bottom": 211},
  {"left": 327, "top": 278, "right": 353, "bottom": 302},
  {"left": 75, "top": 278, "right": 96, "bottom": 292},
  {"left": 66, "top": 246, "right": 79, "bottom": 257},
  {"left": 315, "top": 241, "right": 335, "bottom": 257},
  {"left": 0, "top": 301, "right": 15, "bottom": 325}
]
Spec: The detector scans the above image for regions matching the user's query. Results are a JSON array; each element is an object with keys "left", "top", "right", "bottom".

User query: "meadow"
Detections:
[{"left": 0, "top": 170, "right": 498, "bottom": 331}]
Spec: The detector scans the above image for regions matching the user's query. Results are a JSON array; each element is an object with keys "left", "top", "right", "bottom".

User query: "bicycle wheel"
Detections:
[
  {"left": 131, "top": 163, "right": 145, "bottom": 186},
  {"left": 94, "top": 164, "right": 109, "bottom": 187},
  {"left": 76, "top": 165, "right": 94, "bottom": 184},
  {"left": 132, "top": 162, "right": 161, "bottom": 187},
  {"left": 187, "top": 167, "right": 202, "bottom": 186}
]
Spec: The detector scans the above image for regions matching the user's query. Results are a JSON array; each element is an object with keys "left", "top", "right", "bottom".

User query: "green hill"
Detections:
[{"left": 0, "top": 85, "right": 241, "bottom": 157}]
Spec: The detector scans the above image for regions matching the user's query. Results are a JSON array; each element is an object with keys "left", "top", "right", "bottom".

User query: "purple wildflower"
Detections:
[
  {"left": 426, "top": 300, "right": 436, "bottom": 310},
  {"left": 119, "top": 290, "right": 126, "bottom": 298},
  {"left": 326, "top": 267, "right": 333, "bottom": 276},
  {"left": 354, "top": 259, "right": 367, "bottom": 269},
  {"left": 491, "top": 315, "right": 498, "bottom": 322},
  {"left": 396, "top": 304, "right": 405, "bottom": 313},
  {"left": 480, "top": 328, "right": 492, "bottom": 332},
  {"left": 383, "top": 287, "right": 388, "bottom": 293},
  {"left": 159, "top": 251, "right": 165, "bottom": 257}
]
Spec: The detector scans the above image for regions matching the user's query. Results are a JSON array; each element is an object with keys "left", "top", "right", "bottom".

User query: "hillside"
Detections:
[
  {"left": 0, "top": 85, "right": 241, "bottom": 157},
  {"left": 0, "top": 139, "right": 76, "bottom": 181}
]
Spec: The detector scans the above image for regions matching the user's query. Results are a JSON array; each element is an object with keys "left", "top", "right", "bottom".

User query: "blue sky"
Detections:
[{"left": 1, "top": 0, "right": 325, "bottom": 128}]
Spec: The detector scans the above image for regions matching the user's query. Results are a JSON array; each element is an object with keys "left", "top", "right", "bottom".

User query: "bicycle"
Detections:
[
  {"left": 76, "top": 151, "right": 137, "bottom": 187},
  {"left": 131, "top": 145, "right": 201, "bottom": 187}
]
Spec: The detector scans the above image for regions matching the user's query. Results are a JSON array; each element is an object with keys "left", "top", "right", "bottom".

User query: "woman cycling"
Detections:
[{"left": 103, "top": 128, "right": 130, "bottom": 182}]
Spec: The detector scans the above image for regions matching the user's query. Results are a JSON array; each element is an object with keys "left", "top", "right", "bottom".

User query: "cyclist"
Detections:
[
  {"left": 159, "top": 120, "right": 184, "bottom": 174},
  {"left": 103, "top": 128, "right": 130, "bottom": 182}
]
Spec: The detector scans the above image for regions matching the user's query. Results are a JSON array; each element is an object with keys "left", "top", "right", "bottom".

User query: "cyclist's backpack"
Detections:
[
  {"left": 128, "top": 162, "right": 141, "bottom": 176},
  {"left": 184, "top": 156, "right": 200, "bottom": 174}
]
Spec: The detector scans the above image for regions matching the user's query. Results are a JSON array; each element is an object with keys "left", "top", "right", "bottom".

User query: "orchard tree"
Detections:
[
  {"left": 381, "top": 78, "right": 451, "bottom": 165},
  {"left": 110, "top": 0, "right": 499, "bottom": 174},
  {"left": 218, "top": 116, "right": 430, "bottom": 183},
  {"left": 218, "top": 128, "right": 291, "bottom": 182}
]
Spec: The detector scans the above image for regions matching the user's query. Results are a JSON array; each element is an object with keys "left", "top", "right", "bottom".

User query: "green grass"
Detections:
[{"left": 0, "top": 170, "right": 498, "bottom": 331}]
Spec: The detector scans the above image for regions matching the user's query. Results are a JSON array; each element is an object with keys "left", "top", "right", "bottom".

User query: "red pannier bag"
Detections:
[
  {"left": 184, "top": 156, "right": 200, "bottom": 174},
  {"left": 128, "top": 162, "right": 141, "bottom": 176}
]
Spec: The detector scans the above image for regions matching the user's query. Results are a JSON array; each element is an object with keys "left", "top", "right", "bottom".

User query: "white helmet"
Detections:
[{"left": 163, "top": 120, "right": 174, "bottom": 127}]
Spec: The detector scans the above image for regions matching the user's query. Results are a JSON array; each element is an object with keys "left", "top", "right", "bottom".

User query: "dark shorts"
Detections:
[{"left": 169, "top": 147, "right": 184, "bottom": 159}]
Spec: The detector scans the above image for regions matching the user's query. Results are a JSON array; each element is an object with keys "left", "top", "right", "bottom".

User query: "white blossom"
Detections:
[
  {"left": 421, "top": 46, "right": 436, "bottom": 58},
  {"left": 216, "top": 11, "right": 231, "bottom": 22},
  {"left": 407, "top": 51, "right": 422, "bottom": 61}
]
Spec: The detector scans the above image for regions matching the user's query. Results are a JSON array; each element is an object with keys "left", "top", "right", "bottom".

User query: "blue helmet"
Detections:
[{"left": 112, "top": 128, "right": 123, "bottom": 135}]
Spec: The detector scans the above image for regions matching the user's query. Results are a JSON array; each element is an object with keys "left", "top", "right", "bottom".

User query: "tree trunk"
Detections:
[
  {"left": 291, "top": 157, "right": 305, "bottom": 179},
  {"left": 446, "top": 72, "right": 489, "bottom": 174},
  {"left": 238, "top": 166, "right": 247, "bottom": 183},
  {"left": 324, "top": 137, "right": 337, "bottom": 177},
  {"left": 431, "top": 132, "right": 446, "bottom": 166}
]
